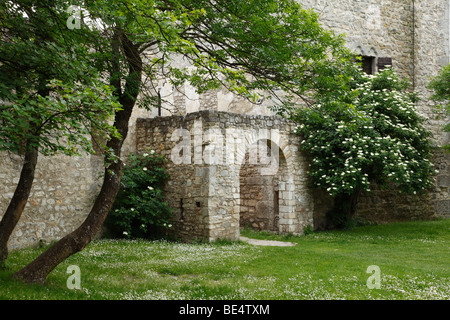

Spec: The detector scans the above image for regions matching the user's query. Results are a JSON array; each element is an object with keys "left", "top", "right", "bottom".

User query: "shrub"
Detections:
[
  {"left": 293, "top": 68, "right": 436, "bottom": 226},
  {"left": 105, "top": 151, "right": 173, "bottom": 240},
  {"left": 303, "top": 224, "right": 315, "bottom": 235}
]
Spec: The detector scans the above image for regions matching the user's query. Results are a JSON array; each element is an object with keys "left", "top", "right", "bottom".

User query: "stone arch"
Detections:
[
  {"left": 136, "top": 111, "right": 314, "bottom": 241},
  {"left": 353, "top": 44, "right": 379, "bottom": 58},
  {"left": 237, "top": 132, "right": 298, "bottom": 233}
]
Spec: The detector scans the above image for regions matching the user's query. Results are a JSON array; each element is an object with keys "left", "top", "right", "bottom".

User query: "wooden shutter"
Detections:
[{"left": 377, "top": 57, "right": 393, "bottom": 71}]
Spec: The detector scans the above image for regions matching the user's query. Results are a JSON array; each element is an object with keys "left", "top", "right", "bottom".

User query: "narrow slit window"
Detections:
[{"left": 180, "top": 198, "right": 184, "bottom": 220}]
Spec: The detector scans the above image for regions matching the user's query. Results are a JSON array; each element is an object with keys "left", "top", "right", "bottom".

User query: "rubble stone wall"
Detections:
[{"left": 1, "top": 0, "right": 448, "bottom": 248}]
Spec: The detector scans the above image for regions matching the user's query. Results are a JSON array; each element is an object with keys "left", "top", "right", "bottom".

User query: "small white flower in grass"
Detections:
[
  {"left": 123, "top": 231, "right": 128, "bottom": 236},
  {"left": 131, "top": 208, "right": 135, "bottom": 212},
  {"left": 143, "top": 167, "right": 148, "bottom": 171},
  {"left": 150, "top": 150, "right": 155, "bottom": 155},
  {"left": 147, "top": 186, "right": 154, "bottom": 191},
  {"left": 143, "top": 153, "right": 149, "bottom": 157}
]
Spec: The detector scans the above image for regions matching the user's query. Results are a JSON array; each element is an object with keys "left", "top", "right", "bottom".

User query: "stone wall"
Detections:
[
  {"left": 414, "top": 0, "right": 450, "bottom": 146},
  {"left": 413, "top": 0, "right": 450, "bottom": 219},
  {"left": 300, "top": 0, "right": 415, "bottom": 80},
  {"left": 136, "top": 111, "right": 314, "bottom": 241},
  {"left": 1, "top": 0, "right": 449, "bottom": 249},
  {"left": 298, "top": 0, "right": 449, "bottom": 139},
  {"left": 301, "top": 0, "right": 450, "bottom": 224},
  {"left": 239, "top": 152, "right": 283, "bottom": 232},
  {"left": 0, "top": 151, "right": 103, "bottom": 250}
]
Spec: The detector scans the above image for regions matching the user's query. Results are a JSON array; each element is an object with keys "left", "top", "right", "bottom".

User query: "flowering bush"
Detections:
[
  {"left": 105, "top": 151, "right": 173, "bottom": 240},
  {"left": 293, "top": 68, "right": 436, "bottom": 226}
]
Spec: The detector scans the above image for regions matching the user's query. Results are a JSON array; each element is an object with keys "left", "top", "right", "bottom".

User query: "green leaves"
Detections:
[
  {"left": 0, "top": 0, "right": 121, "bottom": 159},
  {"left": 105, "top": 151, "right": 173, "bottom": 240},
  {"left": 162, "top": 0, "right": 356, "bottom": 107},
  {"left": 0, "top": 79, "right": 121, "bottom": 157},
  {"left": 428, "top": 63, "right": 450, "bottom": 149},
  {"left": 294, "top": 68, "right": 436, "bottom": 198},
  {"left": 429, "top": 64, "right": 450, "bottom": 105}
]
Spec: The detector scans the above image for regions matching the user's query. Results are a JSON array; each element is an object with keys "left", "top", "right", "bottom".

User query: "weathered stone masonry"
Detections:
[
  {"left": 0, "top": 151, "right": 104, "bottom": 250},
  {"left": 135, "top": 111, "right": 314, "bottom": 241},
  {"left": 1, "top": 0, "right": 449, "bottom": 247}
]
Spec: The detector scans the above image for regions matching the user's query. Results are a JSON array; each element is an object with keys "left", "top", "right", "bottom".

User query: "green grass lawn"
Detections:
[{"left": 1, "top": 219, "right": 449, "bottom": 300}]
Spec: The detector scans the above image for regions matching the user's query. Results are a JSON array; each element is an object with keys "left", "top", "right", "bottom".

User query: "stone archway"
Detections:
[
  {"left": 239, "top": 139, "right": 288, "bottom": 232},
  {"left": 136, "top": 110, "right": 314, "bottom": 241}
]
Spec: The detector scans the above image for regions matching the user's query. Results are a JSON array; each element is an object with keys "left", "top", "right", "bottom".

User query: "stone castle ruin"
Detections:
[{"left": 1, "top": 0, "right": 449, "bottom": 246}]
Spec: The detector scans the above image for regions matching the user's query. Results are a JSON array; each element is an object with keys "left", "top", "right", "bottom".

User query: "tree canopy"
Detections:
[{"left": 0, "top": 0, "right": 120, "bottom": 157}]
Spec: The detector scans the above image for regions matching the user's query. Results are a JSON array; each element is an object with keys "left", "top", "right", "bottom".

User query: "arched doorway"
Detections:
[{"left": 239, "top": 139, "right": 288, "bottom": 232}]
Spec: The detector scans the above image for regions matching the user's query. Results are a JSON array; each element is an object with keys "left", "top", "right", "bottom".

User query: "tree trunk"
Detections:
[
  {"left": 0, "top": 147, "right": 39, "bottom": 268},
  {"left": 11, "top": 31, "right": 143, "bottom": 284},
  {"left": 326, "top": 190, "right": 361, "bottom": 229},
  {"left": 11, "top": 159, "right": 124, "bottom": 283},
  {"left": 0, "top": 64, "right": 49, "bottom": 269},
  {"left": 11, "top": 103, "right": 133, "bottom": 284}
]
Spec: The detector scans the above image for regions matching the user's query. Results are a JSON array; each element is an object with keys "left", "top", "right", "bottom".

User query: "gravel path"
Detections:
[{"left": 240, "top": 236, "right": 296, "bottom": 247}]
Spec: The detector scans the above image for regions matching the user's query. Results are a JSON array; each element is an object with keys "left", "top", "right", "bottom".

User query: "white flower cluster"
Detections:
[
  {"left": 143, "top": 149, "right": 156, "bottom": 157},
  {"left": 299, "top": 69, "right": 434, "bottom": 197}
]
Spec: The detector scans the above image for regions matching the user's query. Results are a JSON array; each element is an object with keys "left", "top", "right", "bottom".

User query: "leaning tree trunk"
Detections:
[
  {"left": 11, "top": 158, "right": 124, "bottom": 283},
  {"left": 0, "top": 146, "right": 39, "bottom": 268},
  {"left": 0, "top": 82, "right": 49, "bottom": 268},
  {"left": 11, "top": 31, "right": 143, "bottom": 284}
]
